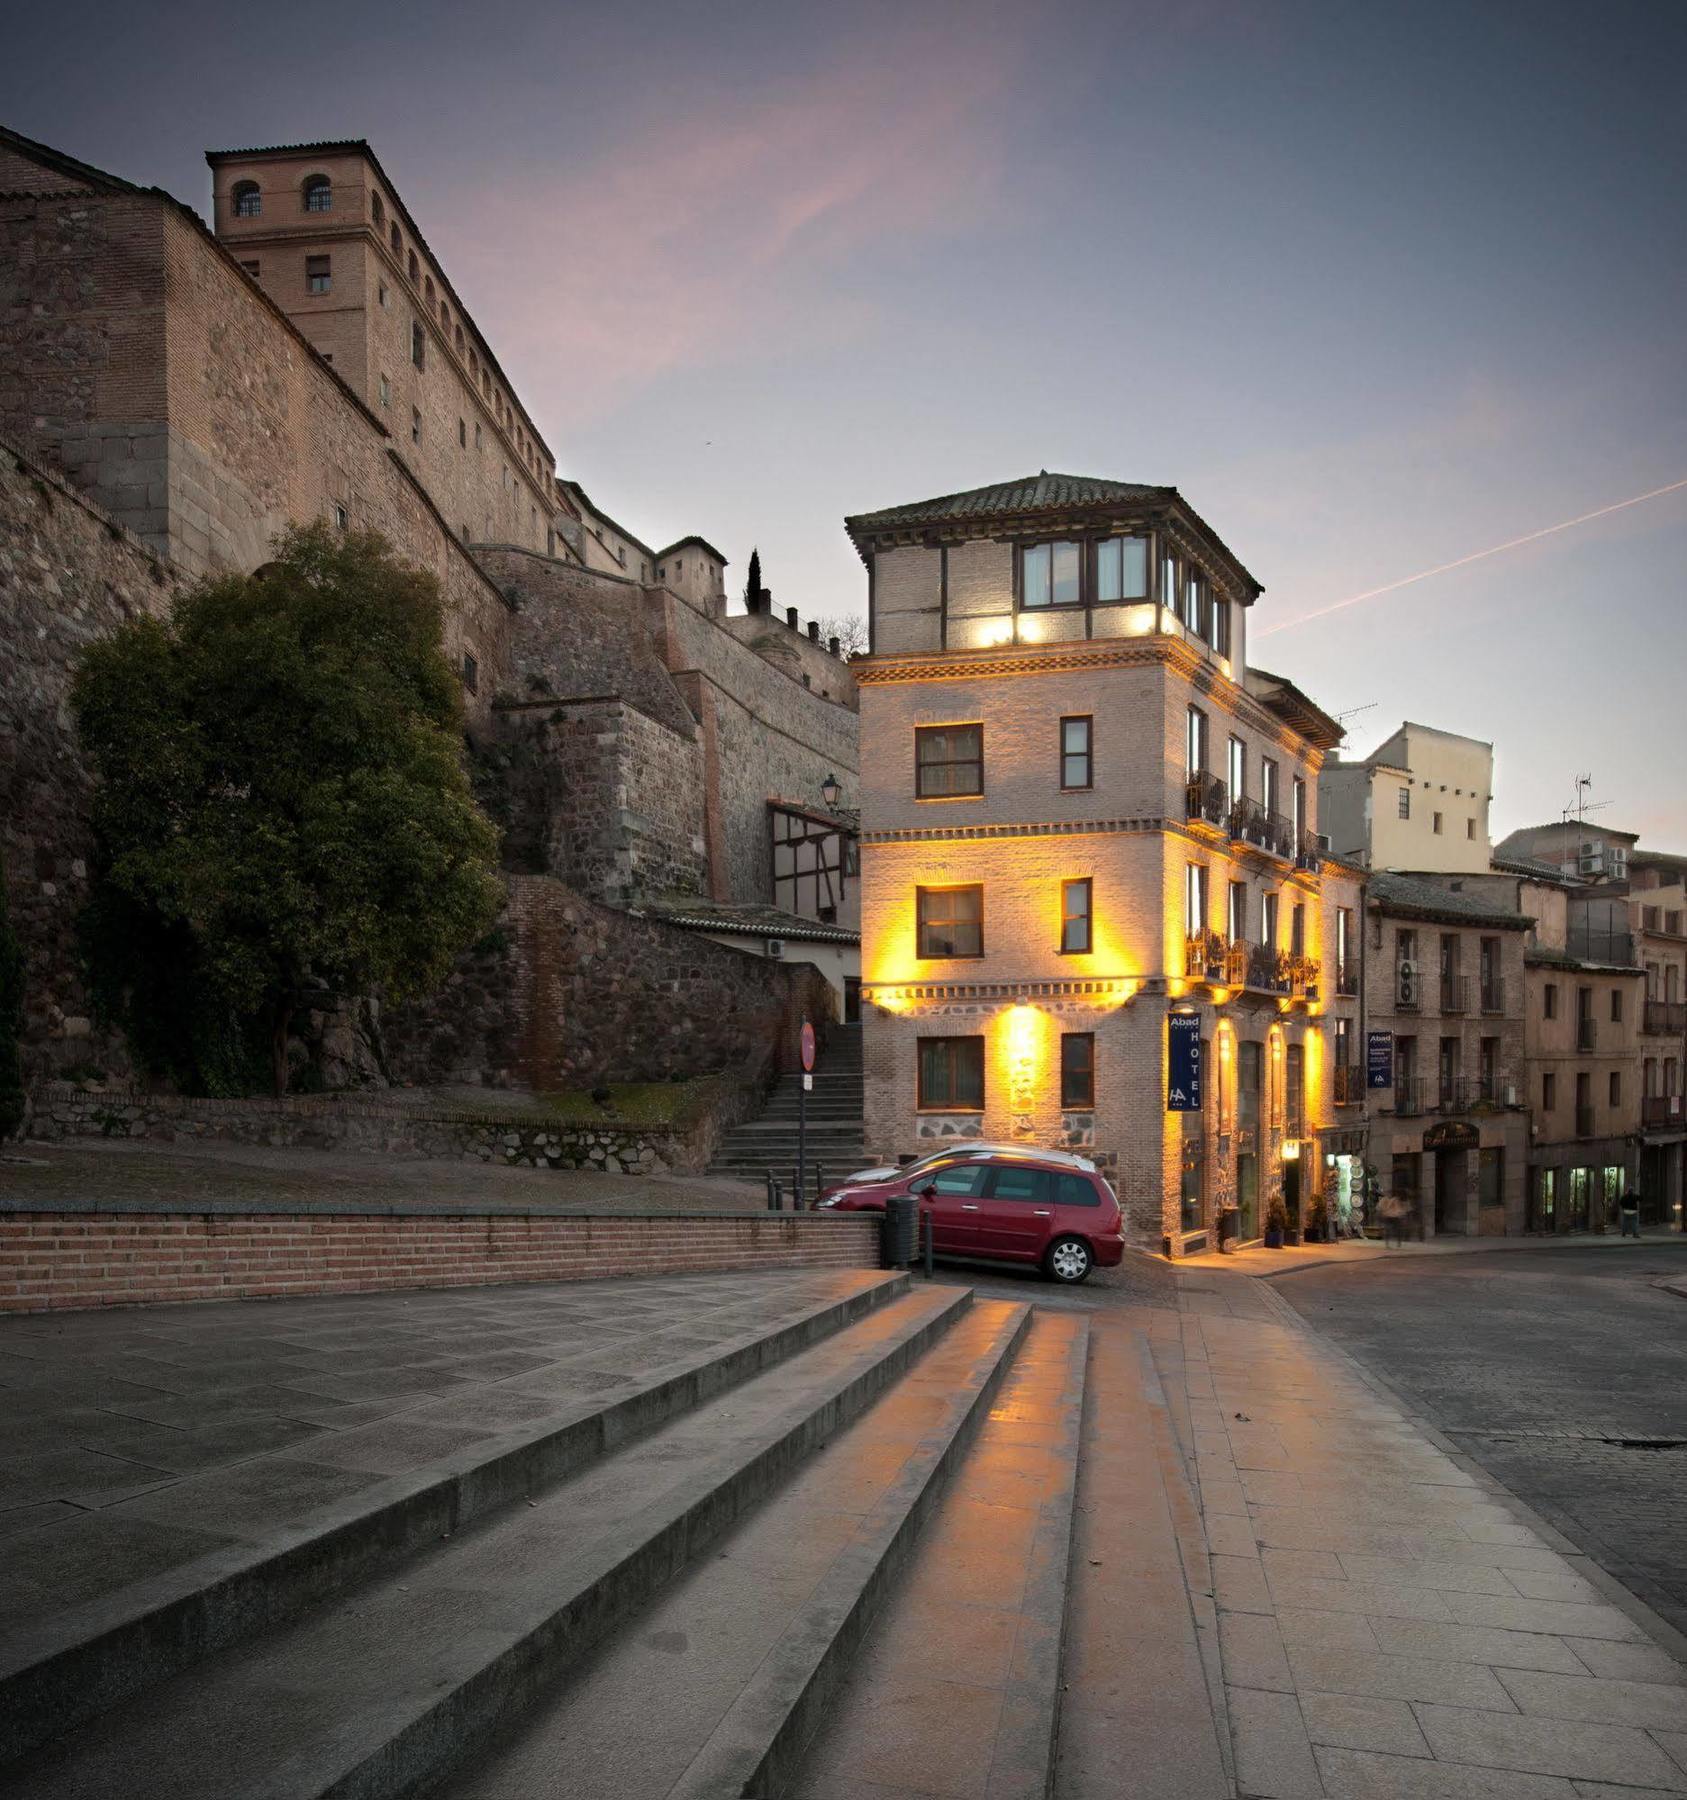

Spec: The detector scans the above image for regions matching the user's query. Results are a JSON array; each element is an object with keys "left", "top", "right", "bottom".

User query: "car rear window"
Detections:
[
  {"left": 986, "top": 1165, "right": 1052, "bottom": 1203},
  {"left": 928, "top": 1164, "right": 990, "bottom": 1196},
  {"left": 1056, "top": 1173, "right": 1100, "bottom": 1208}
]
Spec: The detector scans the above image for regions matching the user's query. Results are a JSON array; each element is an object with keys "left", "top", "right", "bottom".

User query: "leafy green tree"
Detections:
[
  {"left": 0, "top": 853, "right": 24, "bottom": 1139},
  {"left": 72, "top": 524, "right": 502, "bottom": 1096}
]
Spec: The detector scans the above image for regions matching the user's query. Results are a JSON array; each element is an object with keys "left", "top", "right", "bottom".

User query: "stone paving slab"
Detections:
[{"left": 1153, "top": 1269, "right": 1687, "bottom": 1799}]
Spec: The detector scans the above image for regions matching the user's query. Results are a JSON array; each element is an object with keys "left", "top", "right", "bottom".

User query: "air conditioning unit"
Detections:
[
  {"left": 1578, "top": 849, "right": 1603, "bottom": 876},
  {"left": 764, "top": 937, "right": 785, "bottom": 959},
  {"left": 1397, "top": 959, "right": 1418, "bottom": 1006}
]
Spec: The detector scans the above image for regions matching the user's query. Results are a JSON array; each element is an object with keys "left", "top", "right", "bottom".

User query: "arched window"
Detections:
[
  {"left": 469, "top": 350, "right": 479, "bottom": 377},
  {"left": 371, "top": 192, "right": 385, "bottom": 227},
  {"left": 440, "top": 300, "right": 449, "bottom": 329},
  {"left": 302, "top": 174, "right": 332, "bottom": 213},
  {"left": 407, "top": 250, "right": 419, "bottom": 283},
  {"left": 424, "top": 276, "right": 435, "bottom": 303},
  {"left": 232, "top": 180, "right": 261, "bottom": 218},
  {"left": 454, "top": 325, "right": 465, "bottom": 354},
  {"left": 390, "top": 222, "right": 402, "bottom": 255}
]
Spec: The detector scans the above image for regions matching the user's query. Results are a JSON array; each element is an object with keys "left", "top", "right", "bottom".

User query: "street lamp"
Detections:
[{"left": 821, "top": 772, "right": 842, "bottom": 810}]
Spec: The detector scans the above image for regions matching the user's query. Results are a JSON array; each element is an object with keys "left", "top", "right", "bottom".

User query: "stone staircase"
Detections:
[
  {"left": 708, "top": 1021, "right": 868, "bottom": 1197},
  {"left": 0, "top": 1269, "right": 1089, "bottom": 1800}
]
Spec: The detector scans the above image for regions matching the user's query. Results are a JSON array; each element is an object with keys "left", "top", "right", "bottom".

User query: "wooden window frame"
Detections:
[
  {"left": 1060, "top": 1032, "right": 1096, "bottom": 1109},
  {"left": 1060, "top": 715, "right": 1093, "bottom": 791},
  {"left": 1060, "top": 878, "right": 1093, "bottom": 955},
  {"left": 916, "top": 884, "right": 984, "bottom": 960},
  {"left": 917, "top": 1036, "right": 985, "bottom": 1112},
  {"left": 1016, "top": 539, "right": 1084, "bottom": 612},
  {"left": 914, "top": 724, "right": 983, "bottom": 799}
]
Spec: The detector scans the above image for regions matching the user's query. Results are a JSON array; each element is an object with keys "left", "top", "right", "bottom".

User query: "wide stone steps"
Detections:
[
  {"left": 2, "top": 1274, "right": 1089, "bottom": 1800},
  {"left": 709, "top": 1024, "right": 865, "bottom": 1187}
]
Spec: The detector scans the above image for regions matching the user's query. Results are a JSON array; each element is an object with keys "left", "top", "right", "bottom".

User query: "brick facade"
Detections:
[{"left": 0, "top": 1208, "right": 878, "bottom": 1314}]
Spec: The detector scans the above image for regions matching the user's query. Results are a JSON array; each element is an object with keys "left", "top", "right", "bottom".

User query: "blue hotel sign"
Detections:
[
  {"left": 1367, "top": 1030, "right": 1395, "bottom": 1089},
  {"left": 1167, "top": 1013, "right": 1202, "bottom": 1113}
]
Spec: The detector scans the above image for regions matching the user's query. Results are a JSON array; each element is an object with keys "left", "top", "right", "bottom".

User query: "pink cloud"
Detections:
[{"left": 435, "top": 22, "right": 1021, "bottom": 420}]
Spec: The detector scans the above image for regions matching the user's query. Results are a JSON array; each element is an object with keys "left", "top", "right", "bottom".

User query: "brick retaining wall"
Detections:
[{"left": 0, "top": 1208, "right": 878, "bottom": 1314}]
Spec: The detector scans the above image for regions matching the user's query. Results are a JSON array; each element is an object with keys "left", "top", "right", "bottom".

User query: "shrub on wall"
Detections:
[
  {"left": 72, "top": 524, "right": 503, "bottom": 1096},
  {"left": 0, "top": 852, "right": 24, "bottom": 1139}
]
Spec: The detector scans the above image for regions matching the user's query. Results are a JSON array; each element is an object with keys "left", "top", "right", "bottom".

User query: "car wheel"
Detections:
[{"left": 1045, "top": 1236, "right": 1092, "bottom": 1285}]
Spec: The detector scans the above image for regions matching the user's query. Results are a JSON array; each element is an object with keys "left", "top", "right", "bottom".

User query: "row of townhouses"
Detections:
[{"left": 845, "top": 481, "right": 1685, "bottom": 1252}]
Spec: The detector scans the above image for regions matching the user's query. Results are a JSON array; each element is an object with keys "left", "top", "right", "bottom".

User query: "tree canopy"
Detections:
[{"left": 72, "top": 524, "right": 502, "bottom": 1095}]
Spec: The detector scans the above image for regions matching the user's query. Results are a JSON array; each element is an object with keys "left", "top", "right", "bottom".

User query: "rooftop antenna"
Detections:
[
  {"left": 1559, "top": 775, "right": 1611, "bottom": 874},
  {"left": 1335, "top": 702, "right": 1377, "bottom": 724}
]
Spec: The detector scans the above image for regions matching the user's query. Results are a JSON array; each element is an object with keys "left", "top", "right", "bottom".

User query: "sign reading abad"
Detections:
[
  {"left": 1167, "top": 1012, "right": 1202, "bottom": 1113},
  {"left": 1367, "top": 1030, "right": 1394, "bottom": 1089}
]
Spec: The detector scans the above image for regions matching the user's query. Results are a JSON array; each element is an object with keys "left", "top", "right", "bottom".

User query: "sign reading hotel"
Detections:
[
  {"left": 1367, "top": 1030, "right": 1394, "bottom": 1089},
  {"left": 1167, "top": 1013, "right": 1202, "bottom": 1113}
]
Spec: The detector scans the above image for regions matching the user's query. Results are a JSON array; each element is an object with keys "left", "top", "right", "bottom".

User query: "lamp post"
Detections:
[{"left": 821, "top": 772, "right": 841, "bottom": 811}]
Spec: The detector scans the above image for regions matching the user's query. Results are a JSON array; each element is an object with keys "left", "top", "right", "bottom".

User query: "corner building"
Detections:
[{"left": 846, "top": 474, "right": 1362, "bottom": 1252}]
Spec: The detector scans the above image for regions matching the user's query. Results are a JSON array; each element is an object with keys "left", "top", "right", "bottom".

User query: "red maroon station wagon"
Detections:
[{"left": 819, "top": 1151, "right": 1125, "bottom": 1284}]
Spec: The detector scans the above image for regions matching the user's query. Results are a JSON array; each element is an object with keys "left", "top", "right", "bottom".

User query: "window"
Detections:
[
  {"left": 1060, "top": 1033, "right": 1095, "bottom": 1108},
  {"left": 1061, "top": 716, "right": 1093, "bottom": 789},
  {"left": 1291, "top": 902, "right": 1305, "bottom": 956},
  {"left": 1467, "top": 818, "right": 1476, "bottom": 840},
  {"left": 1433, "top": 811, "right": 1444, "bottom": 835},
  {"left": 1060, "top": 878, "right": 1092, "bottom": 954},
  {"left": 376, "top": 374, "right": 389, "bottom": 408},
  {"left": 1228, "top": 881, "right": 1248, "bottom": 944},
  {"left": 1227, "top": 736, "right": 1246, "bottom": 803},
  {"left": 378, "top": 282, "right": 389, "bottom": 309},
  {"left": 475, "top": 423, "right": 482, "bottom": 450},
  {"left": 305, "top": 254, "right": 331, "bottom": 295},
  {"left": 1186, "top": 705, "right": 1208, "bottom": 778},
  {"left": 332, "top": 502, "right": 348, "bottom": 530},
  {"left": 915, "top": 724, "right": 982, "bottom": 797},
  {"left": 462, "top": 651, "right": 478, "bottom": 694},
  {"left": 1160, "top": 552, "right": 1178, "bottom": 612},
  {"left": 407, "top": 249, "right": 419, "bottom": 282},
  {"left": 411, "top": 321, "right": 426, "bottom": 369},
  {"left": 302, "top": 174, "right": 331, "bottom": 212},
  {"left": 458, "top": 418, "right": 466, "bottom": 447},
  {"left": 1262, "top": 891, "right": 1279, "bottom": 948},
  {"left": 240, "top": 259, "right": 259, "bottom": 278},
  {"left": 1292, "top": 777, "right": 1307, "bottom": 839},
  {"left": 1611, "top": 988, "right": 1623, "bottom": 1023},
  {"left": 425, "top": 276, "right": 435, "bottom": 303},
  {"left": 1398, "top": 785, "right": 1411, "bottom": 819},
  {"left": 1213, "top": 594, "right": 1232, "bottom": 658},
  {"left": 455, "top": 325, "right": 465, "bottom": 353},
  {"left": 917, "top": 886, "right": 983, "bottom": 959},
  {"left": 1021, "top": 540, "right": 1080, "bottom": 608},
  {"left": 1480, "top": 1036, "right": 1498, "bottom": 1100},
  {"left": 1056, "top": 1171, "right": 1100, "bottom": 1207},
  {"left": 1261, "top": 758, "right": 1279, "bottom": 819},
  {"left": 1543, "top": 1072, "right": 1556, "bottom": 1111},
  {"left": 371, "top": 192, "right": 385, "bottom": 227},
  {"left": 929, "top": 1163, "right": 990, "bottom": 1195},
  {"left": 232, "top": 180, "right": 261, "bottom": 217},
  {"left": 411, "top": 406, "right": 421, "bottom": 446},
  {"left": 1609, "top": 1070, "right": 1622, "bottom": 1107},
  {"left": 917, "top": 1037, "right": 984, "bottom": 1110},
  {"left": 1337, "top": 907, "right": 1354, "bottom": 990},
  {"left": 1185, "top": 862, "right": 1209, "bottom": 935},
  {"left": 1094, "top": 535, "right": 1148, "bottom": 602}
]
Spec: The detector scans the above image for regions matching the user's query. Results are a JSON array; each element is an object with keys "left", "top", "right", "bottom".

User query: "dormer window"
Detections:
[
  {"left": 302, "top": 174, "right": 332, "bottom": 213},
  {"left": 232, "top": 180, "right": 261, "bottom": 217},
  {"left": 1021, "top": 541, "right": 1080, "bottom": 608}
]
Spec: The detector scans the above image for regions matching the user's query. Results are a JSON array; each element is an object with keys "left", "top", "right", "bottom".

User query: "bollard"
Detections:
[
  {"left": 882, "top": 1193, "right": 918, "bottom": 1268},
  {"left": 922, "top": 1205, "right": 934, "bottom": 1280},
  {"left": 765, "top": 1171, "right": 778, "bottom": 1212},
  {"left": 814, "top": 1164, "right": 824, "bottom": 1208}
]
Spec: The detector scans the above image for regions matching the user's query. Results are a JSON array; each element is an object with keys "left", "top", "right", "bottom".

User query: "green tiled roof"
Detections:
[{"left": 846, "top": 472, "right": 1173, "bottom": 532}]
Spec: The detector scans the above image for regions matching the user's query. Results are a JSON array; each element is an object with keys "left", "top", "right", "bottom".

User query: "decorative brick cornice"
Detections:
[
  {"left": 863, "top": 977, "right": 1136, "bottom": 1004},
  {"left": 863, "top": 817, "right": 1164, "bottom": 846},
  {"left": 854, "top": 638, "right": 1180, "bottom": 685}
]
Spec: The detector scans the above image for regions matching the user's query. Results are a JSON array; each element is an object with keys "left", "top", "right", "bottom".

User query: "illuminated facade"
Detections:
[{"left": 845, "top": 473, "right": 1363, "bottom": 1252}]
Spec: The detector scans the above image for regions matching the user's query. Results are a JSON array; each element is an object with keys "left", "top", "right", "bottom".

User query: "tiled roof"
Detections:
[
  {"left": 1367, "top": 872, "right": 1531, "bottom": 928},
  {"left": 656, "top": 536, "right": 728, "bottom": 566},
  {"left": 205, "top": 140, "right": 371, "bottom": 160},
  {"left": 1490, "top": 853, "right": 1567, "bottom": 881},
  {"left": 845, "top": 471, "right": 1174, "bottom": 532},
  {"left": 629, "top": 897, "right": 859, "bottom": 945}
]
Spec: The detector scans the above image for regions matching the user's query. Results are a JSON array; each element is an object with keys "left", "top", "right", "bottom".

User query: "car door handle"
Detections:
[
  {"left": 1033, "top": 1209, "right": 1052, "bottom": 1216},
  {"left": 960, "top": 1203, "right": 980, "bottom": 1211}
]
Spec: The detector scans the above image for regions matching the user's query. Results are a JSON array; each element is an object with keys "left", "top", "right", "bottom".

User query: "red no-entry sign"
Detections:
[{"left": 800, "top": 1021, "right": 816, "bottom": 1072}]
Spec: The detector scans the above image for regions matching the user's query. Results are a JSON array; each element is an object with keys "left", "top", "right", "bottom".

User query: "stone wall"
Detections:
[
  {"left": 385, "top": 873, "right": 838, "bottom": 1092},
  {"left": 0, "top": 443, "right": 179, "bottom": 1084},
  {"left": 0, "top": 1204, "right": 878, "bottom": 1314}
]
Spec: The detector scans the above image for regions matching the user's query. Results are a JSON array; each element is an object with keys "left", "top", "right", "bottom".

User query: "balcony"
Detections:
[
  {"left": 1288, "top": 954, "right": 1321, "bottom": 1000},
  {"left": 1479, "top": 979, "right": 1505, "bottom": 1016},
  {"left": 1295, "top": 830, "right": 1325, "bottom": 873},
  {"left": 1643, "top": 1093, "right": 1685, "bottom": 1130},
  {"left": 1440, "top": 974, "right": 1471, "bottom": 1014},
  {"left": 1333, "top": 1064, "right": 1364, "bottom": 1107},
  {"left": 1185, "top": 772, "right": 1228, "bottom": 827},
  {"left": 1394, "top": 1075, "right": 1424, "bottom": 1117},
  {"left": 1575, "top": 1104, "right": 1596, "bottom": 1137},
  {"left": 1184, "top": 929, "right": 1247, "bottom": 986},
  {"left": 1437, "top": 1074, "right": 1474, "bottom": 1113},
  {"left": 1227, "top": 796, "right": 1295, "bottom": 860},
  {"left": 1576, "top": 1016, "right": 1598, "bottom": 1052},
  {"left": 1644, "top": 999, "right": 1687, "bottom": 1036}
]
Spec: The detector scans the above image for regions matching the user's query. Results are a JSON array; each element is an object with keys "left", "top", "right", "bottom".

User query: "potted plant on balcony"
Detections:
[
  {"left": 1264, "top": 1196, "right": 1289, "bottom": 1249},
  {"left": 1304, "top": 1194, "right": 1328, "bottom": 1242}
]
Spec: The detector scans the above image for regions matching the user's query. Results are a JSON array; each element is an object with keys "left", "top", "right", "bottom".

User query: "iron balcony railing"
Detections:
[
  {"left": 1227, "top": 796, "right": 1296, "bottom": 860},
  {"left": 1184, "top": 930, "right": 1248, "bottom": 985},
  {"left": 1394, "top": 1075, "right": 1424, "bottom": 1117},
  {"left": 1643, "top": 1093, "right": 1685, "bottom": 1129},
  {"left": 1643, "top": 999, "right": 1687, "bottom": 1036},
  {"left": 1333, "top": 1064, "right": 1364, "bottom": 1107},
  {"left": 1438, "top": 1073, "right": 1475, "bottom": 1112},
  {"left": 1440, "top": 973, "right": 1471, "bottom": 1014},
  {"left": 1575, "top": 1104, "right": 1596, "bottom": 1137},
  {"left": 1577, "top": 1015, "right": 1598, "bottom": 1052},
  {"left": 1185, "top": 772, "right": 1228, "bottom": 826},
  {"left": 1295, "top": 830, "right": 1325, "bottom": 872},
  {"left": 1479, "top": 979, "right": 1505, "bottom": 1016}
]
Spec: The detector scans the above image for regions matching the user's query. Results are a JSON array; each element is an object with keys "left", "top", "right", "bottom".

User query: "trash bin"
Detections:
[
  {"left": 1216, "top": 1206, "right": 1240, "bottom": 1252},
  {"left": 881, "top": 1193, "right": 918, "bottom": 1268}
]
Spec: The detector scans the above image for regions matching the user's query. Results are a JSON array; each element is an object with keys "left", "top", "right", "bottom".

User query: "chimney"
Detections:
[
  {"left": 807, "top": 621, "right": 819, "bottom": 642},
  {"left": 786, "top": 606, "right": 799, "bottom": 629},
  {"left": 828, "top": 636, "right": 840, "bottom": 657}
]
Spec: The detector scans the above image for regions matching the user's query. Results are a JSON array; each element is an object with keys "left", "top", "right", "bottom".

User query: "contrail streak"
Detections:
[{"left": 1256, "top": 475, "right": 1687, "bottom": 638}]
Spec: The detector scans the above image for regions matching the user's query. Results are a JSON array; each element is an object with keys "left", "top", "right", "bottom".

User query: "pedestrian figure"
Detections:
[
  {"left": 1379, "top": 1191, "right": 1407, "bottom": 1249},
  {"left": 1620, "top": 1189, "right": 1642, "bottom": 1239}
]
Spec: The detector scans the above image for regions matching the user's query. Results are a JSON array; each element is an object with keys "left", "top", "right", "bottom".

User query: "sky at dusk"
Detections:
[{"left": 5, "top": 0, "right": 1685, "bottom": 843}]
